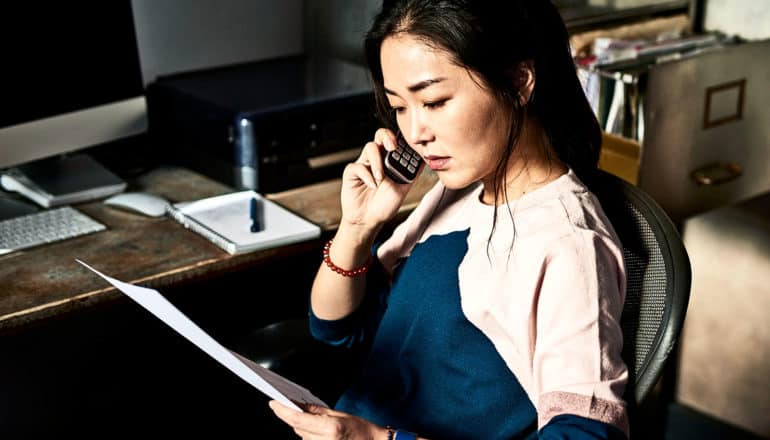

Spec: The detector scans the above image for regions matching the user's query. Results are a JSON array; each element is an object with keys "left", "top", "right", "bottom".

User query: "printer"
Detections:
[{"left": 146, "top": 55, "right": 379, "bottom": 193}]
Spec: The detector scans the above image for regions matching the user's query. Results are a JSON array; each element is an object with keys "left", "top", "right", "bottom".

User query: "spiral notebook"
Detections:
[{"left": 167, "top": 190, "right": 321, "bottom": 255}]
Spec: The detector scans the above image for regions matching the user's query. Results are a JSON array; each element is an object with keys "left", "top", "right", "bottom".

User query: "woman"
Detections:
[{"left": 270, "top": 1, "right": 629, "bottom": 439}]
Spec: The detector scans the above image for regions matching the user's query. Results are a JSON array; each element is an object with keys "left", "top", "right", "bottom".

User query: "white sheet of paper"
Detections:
[{"left": 76, "top": 260, "right": 327, "bottom": 412}]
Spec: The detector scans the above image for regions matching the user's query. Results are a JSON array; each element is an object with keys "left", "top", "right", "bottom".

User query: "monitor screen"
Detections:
[{"left": 0, "top": 2, "right": 147, "bottom": 169}]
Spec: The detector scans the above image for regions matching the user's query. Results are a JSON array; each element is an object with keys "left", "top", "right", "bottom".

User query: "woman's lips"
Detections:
[{"left": 424, "top": 155, "right": 450, "bottom": 171}]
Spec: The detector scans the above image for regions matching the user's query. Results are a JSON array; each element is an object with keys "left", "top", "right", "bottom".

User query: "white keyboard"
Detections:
[{"left": 0, "top": 206, "right": 106, "bottom": 255}]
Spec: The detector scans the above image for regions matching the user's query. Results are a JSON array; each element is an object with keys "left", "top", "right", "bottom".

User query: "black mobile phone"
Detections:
[{"left": 382, "top": 134, "right": 423, "bottom": 184}]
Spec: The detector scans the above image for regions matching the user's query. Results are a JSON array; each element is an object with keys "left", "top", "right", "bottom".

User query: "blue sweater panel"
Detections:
[{"left": 310, "top": 230, "right": 626, "bottom": 440}]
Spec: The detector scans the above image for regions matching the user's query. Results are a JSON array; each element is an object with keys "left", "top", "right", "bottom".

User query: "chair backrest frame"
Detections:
[{"left": 588, "top": 169, "right": 691, "bottom": 405}]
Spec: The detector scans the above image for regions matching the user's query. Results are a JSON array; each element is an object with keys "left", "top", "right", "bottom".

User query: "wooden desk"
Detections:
[
  {"left": 0, "top": 166, "right": 437, "bottom": 333},
  {"left": 1, "top": 141, "right": 631, "bottom": 334}
]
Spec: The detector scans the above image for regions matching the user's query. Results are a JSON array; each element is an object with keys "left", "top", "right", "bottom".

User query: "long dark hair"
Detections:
[{"left": 364, "top": 0, "right": 601, "bottom": 193}]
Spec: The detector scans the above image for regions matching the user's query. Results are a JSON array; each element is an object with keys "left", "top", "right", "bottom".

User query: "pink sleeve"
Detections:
[{"left": 533, "top": 231, "right": 629, "bottom": 436}]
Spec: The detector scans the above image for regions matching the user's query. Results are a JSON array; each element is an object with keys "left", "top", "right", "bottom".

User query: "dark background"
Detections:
[{"left": 0, "top": 249, "right": 360, "bottom": 438}]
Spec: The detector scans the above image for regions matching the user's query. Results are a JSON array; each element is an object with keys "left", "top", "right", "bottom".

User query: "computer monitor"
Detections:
[{"left": 0, "top": 2, "right": 147, "bottom": 170}]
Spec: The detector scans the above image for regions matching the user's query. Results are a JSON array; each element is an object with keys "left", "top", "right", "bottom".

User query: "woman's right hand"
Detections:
[{"left": 339, "top": 128, "right": 415, "bottom": 236}]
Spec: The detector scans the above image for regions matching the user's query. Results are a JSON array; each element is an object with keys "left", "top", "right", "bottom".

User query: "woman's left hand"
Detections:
[{"left": 269, "top": 400, "right": 389, "bottom": 440}]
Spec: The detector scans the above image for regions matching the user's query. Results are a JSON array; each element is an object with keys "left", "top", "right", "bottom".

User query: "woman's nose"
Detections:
[{"left": 405, "top": 112, "right": 433, "bottom": 147}]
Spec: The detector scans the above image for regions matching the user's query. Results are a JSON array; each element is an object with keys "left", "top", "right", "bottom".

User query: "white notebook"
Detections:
[{"left": 167, "top": 190, "right": 321, "bottom": 255}]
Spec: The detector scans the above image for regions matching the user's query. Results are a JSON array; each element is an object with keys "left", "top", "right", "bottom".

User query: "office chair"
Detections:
[
  {"left": 236, "top": 168, "right": 692, "bottom": 409},
  {"left": 587, "top": 168, "right": 692, "bottom": 405}
]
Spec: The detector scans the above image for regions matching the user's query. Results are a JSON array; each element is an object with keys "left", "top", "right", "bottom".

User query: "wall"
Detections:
[
  {"left": 703, "top": 0, "right": 770, "bottom": 40},
  {"left": 131, "top": 0, "right": 304, "bottom": 85},
  {"left": 304, "top": 0, "right": 382, "bottom": 65}
]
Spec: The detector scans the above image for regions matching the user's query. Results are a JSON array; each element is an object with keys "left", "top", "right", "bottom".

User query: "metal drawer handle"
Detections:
[{"left": 690, "top": 161, "right": 743, "bottom": 186}]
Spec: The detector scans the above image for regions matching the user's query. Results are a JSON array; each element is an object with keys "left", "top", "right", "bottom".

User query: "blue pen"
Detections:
[{"left": 250, "top": 196, "right": 263, "bottom": 232}]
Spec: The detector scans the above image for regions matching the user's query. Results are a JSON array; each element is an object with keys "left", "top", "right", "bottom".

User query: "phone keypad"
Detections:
[
  {"left": 397, "top": 144, "right": 419, "bottom": 174},
  {"left": 383, "top": 138, "right": 423, "bottom": 183}
]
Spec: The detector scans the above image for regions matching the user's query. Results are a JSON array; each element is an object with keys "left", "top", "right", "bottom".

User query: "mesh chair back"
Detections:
[{"left": 588, "top": 169, "right": 691, "bottom": 405}]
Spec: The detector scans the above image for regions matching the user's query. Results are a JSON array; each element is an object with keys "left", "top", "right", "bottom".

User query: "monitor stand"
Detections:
[{"left": 0, "top": 194, "right": 38, "bottom": 221}]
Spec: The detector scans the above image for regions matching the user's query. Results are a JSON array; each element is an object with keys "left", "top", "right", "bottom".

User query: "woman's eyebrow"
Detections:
[{"left": 384, "top": 77, "right": 447, "bottom": 96}]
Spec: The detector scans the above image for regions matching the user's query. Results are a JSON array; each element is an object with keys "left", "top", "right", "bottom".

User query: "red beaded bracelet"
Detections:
[{"left": 322, "top": 239, "right": 373, "bottom": 277}]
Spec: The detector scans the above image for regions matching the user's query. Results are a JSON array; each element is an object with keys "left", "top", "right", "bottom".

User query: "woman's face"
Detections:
[{"left": 380, "top": 33, "right": 512, "bottom": 190}]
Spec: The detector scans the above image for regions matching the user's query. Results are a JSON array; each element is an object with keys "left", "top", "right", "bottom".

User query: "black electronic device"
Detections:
[
  {"left": 146, "top": 55, "right": 379, "bottom": 193},
  {"left": 382, "top": 134, "right": 423, "bottom": 184},
  {"left": 0, "top": 1, "right": 144, "bottom": 215}
]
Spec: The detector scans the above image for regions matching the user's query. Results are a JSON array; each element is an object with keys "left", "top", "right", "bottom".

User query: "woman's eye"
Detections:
[
  {"left": 390, "top": 106, "right": 406, "bottom": 114},
  {"left": 424, "top": 99, "right": 447, "bottom": 109}
]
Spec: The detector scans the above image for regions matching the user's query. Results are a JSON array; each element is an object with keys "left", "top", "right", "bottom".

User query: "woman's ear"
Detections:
[{"left": 512, "top": 61, "right": 535, "bottom": 105}]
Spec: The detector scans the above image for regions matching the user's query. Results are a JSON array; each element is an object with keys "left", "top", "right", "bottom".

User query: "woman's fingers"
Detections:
[
  {"left": 373, "top": 128, "right": 398, "bottom": 152},
  {"left": 350, "top": 129, "right": 399, "bottom": 188},
  {"left": 269, "top": 401, "right": 328, "bottom": 435},
  {"left": 305, "top": 403, "right": 348, "bottom": 418},
  {"left": 344, "top": 162, "right": 377, "bottom": 190},
  {"left": 365, "top": 142, "right": 386, "bottom": 185},
  {"left": 357, "top": 141, "right": 388, "bottom": 185},
  {"left": 269, "top": 401, "right": 358, "bottom": 439}
]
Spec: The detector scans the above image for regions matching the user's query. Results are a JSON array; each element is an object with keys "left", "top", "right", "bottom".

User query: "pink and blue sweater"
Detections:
[{"left": 310, "top": 169, "right": 629, "bottom": 439}]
